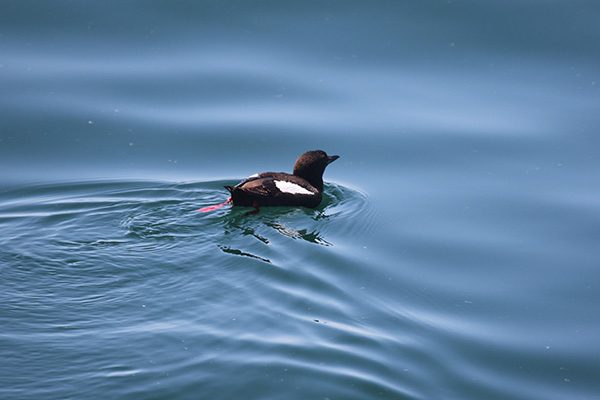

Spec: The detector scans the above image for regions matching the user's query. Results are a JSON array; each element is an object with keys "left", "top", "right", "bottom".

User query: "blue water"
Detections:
[{"left": 1, "top": 1, "right": 599, "bottom": 399}]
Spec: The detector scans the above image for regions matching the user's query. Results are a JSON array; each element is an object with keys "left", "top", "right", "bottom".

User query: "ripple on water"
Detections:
[{"left": 1, "top": 179, "right": 414, "bottom": 400}]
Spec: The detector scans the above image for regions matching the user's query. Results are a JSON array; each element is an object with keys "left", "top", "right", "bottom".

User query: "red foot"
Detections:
[
  {"left": 244, "top": 201, "right": 260, "bottom": 216},
  {"left": 198, "top": 197, "right": 231, "bottom": 212}
]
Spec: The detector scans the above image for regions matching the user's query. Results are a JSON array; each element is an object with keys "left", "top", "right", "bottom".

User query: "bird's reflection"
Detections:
[
  {"left": 218, "top": 206, "right": 333, "bottom": 263},
  {"left": 268, "top": 222, "right": 332, "bottom": 246},
  {"left": 218, "top": 245, "right": 272, "bottom": 264}
]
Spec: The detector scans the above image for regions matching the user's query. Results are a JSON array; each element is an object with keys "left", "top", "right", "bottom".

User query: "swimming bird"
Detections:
[{"left": 225, "top": 150, "right": 339, "bottom": 210}]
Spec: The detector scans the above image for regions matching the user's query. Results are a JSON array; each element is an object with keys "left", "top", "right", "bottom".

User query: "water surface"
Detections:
[{"left": 1, "top": 1, "right": 599, "bottom": 399}]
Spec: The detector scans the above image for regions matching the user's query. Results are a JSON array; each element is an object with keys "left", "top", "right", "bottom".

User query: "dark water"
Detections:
[{"left": 1, "top": 1, "right": 599, "bottom": 399}]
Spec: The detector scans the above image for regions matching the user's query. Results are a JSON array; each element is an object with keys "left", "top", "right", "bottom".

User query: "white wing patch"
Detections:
[{"left": 274, "top": 180, "right": 314, "bottom": 195}]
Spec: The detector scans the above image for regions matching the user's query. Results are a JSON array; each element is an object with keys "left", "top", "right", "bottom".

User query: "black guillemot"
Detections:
[{"left": 225, "top": 150, "right": 339, "bottom": 209}]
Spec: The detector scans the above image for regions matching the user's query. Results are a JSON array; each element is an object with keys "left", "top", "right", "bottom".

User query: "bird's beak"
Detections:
[{"left": 327, "top": 155, "right": 340, "bottom": 164}]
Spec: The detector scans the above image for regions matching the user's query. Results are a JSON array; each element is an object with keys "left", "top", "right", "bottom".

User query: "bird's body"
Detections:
[{"left": 225, "top": 150, "right": 339, "bottom": 209}]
